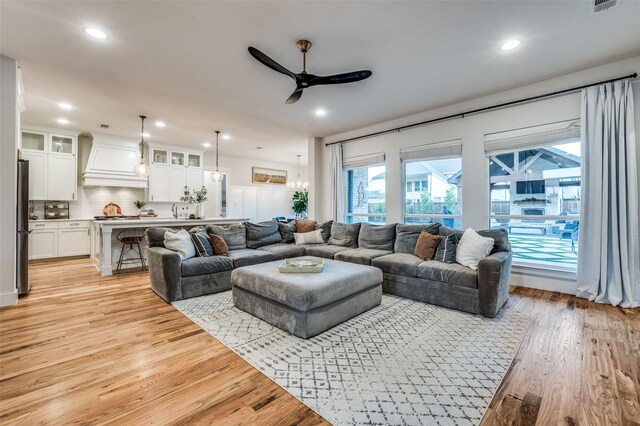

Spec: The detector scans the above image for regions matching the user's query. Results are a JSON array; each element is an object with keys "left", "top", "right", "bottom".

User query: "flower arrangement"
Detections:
[
  {"left": 133, "top": 200, "right": 147, "bottom": 210},
  {"left": 180, "top": 186, "right": 208, "bottom": 204}
]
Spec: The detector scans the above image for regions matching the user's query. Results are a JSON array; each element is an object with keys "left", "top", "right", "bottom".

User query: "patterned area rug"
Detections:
[{"left": 173, "top": 291, "right": 529, "bottom": 425}]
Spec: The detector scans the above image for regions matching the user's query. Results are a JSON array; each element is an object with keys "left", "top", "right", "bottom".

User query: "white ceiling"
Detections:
[{"left": 2, "top": 1, "right": 640, "bottom": 165}]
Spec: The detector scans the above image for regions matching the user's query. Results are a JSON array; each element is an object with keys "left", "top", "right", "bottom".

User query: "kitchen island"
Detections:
[{"left": 92, "top": 217, "right": 249, "bottom": 276}]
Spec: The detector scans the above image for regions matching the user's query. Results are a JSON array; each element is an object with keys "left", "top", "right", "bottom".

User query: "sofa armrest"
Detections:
[
  {"left": 477, "top": 251, "right": 512, "bottom": 318},
  {"left": 147, "top": 246, "right": 183, "bottom": 302}
]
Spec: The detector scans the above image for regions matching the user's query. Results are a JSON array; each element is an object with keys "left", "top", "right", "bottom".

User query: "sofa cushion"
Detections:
[
  {"left": 208, "top": 234, "right": 229, "bottom": 256},
  {"left": 206, "top": 224, "right": 246, "bottom": 251},
  {"left": 394, "top": 223, "right": 442, "bottom": 254},
  {"left": 294, "top": 230, "right": 324, "bottom": 245},
  {"left": 245, "top": 220, "right": 282, "bottom": 249},
  {"left": 414, "top": 230, "right": 441, "bottom": 260},
  {"left": 416, "top": 261, "right": 478, "bottom": 289},
  {"left": 145, "top": 227, "right": 178, "bottom": 248},
  {"left": 300, "top": 244, "right": 351, "bottom": 259},
  {"left": 334, "top": 248, "right": 393, "bottom": 265},
  {"left": 315, "top": 220, "right": 333, "bottom": 243},
  {"left": 256, "top": 243, "right": 306, "bottom": 260},
  {"left": 439, "top": 226, "right": 510, "bottom": 254},
  {"left": 434, "top": 233, "right": 458, "bottom": 263},
  {"left": 191, "top": 231, "right": 214, "bottom": 257},
  {"left": 358, "top": 223, "right": 396, "bottom": 251},
  {"left": 295, "top": 219, "right": 317, "bottom": 233},
  {"left": 278, "top": 222, "right": 296, "bottom": 243},
  {"left": 227, "top": 249, "right": 275, "bottom": 268},
  {"left": 164, "top": 229, "right": 196, "bottom": 260},
  {"left": 328, "top": 222, "right": 361, "bottom": 248},
  {"left": 371, "top": 253, "right": 423, "bottom": 277},
  {"left": 181, "top": 255, "right": 234, "bottom": 277}
]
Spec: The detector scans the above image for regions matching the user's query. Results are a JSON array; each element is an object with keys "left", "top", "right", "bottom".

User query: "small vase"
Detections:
[{"left": 195, "top": 203, "right": 204, "bottom": 219}]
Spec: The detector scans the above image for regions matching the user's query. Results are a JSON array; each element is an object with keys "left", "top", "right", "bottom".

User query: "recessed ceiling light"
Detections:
[
  {"left": 257, "top": 146, "right": 263, "bottom": 150},
  {"left": 57, "top": 118, "right": 69, "bottom": 125},
  {"left": 500, "top": 39, "right": 521, "bottom": 51},
  {"left": 222, "top": 134, "right": 231, "bottom": 140},
  {"left": 142, "top": 132, "right": 150, "bottom": 138},
  {"left": 58, "top": 102, "right": 73, "bottom": 110},
  {"left": 85, "top": 27, "right": 108, "bottom": 40},
  {"left": 203, "top": 142, "right": 211, "bottom": 148},
  {"left": 155, "top": 121, "right": 165, "bottom": 128},
  {"left": 315, "top": 108, "right": 327, "bottom": 117}
]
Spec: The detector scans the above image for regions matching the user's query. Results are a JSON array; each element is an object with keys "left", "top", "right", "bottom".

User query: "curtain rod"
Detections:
[{"left": 325, "top": 72, "right": 638, "bottom": 147}]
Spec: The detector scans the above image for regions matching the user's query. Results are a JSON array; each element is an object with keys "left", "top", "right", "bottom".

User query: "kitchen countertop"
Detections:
[
  {"left": 29, "top": 218, "right": 94, "bottom": 222},
  {"left": 94, "top": 217, "right": 250, "bottom": 227}
]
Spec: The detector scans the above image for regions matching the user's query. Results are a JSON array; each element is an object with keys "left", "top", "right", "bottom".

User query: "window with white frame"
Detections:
[
  {"left": 344, "top": 153, "right": 386, "bottom": 224},
  {"left": 485, "top": 120, "right": 581, "bottom": 269},
  {"left": 401, "top": 140, "right": 462, "bottom": 227}
]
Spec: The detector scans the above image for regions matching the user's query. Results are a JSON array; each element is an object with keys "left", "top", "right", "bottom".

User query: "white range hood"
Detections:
[{"left": 82, "top": 136, "right": 148, "bottom": 188}]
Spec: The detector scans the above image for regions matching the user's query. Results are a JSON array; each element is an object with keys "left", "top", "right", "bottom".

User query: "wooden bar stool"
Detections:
[{"left": 115, "top": 230, "right": 147, "bottom": 272}]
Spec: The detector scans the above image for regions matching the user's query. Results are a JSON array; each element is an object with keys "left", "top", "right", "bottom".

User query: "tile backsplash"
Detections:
[{"left": 31, "top": 186, "right": 190, "bottom": 219}]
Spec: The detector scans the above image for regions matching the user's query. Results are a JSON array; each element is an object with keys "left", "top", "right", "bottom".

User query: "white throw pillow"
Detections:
[
  {"left": 164, "top": 229, "right": 196, "bottom": 260},
  {"left": 456, "top": 228, "right": 494, "bottom": 270},
  {"left": 294, "top": 229, "right": 324, "bottom": 245}
]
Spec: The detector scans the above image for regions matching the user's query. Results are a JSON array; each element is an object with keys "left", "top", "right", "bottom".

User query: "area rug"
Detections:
[{"left": 173, "top": 292, "right": 529, "bottom": 425}]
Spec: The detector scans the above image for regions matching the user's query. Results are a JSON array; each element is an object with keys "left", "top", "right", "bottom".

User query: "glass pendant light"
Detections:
[
  {"left": 134, "top": 115, "right": 149, "bottom": 177},
  {"left": 211, "top": 130, "right": 223, "bottom": 182},
  {"left": 288, "top": 154, "right": 308, "bottom": 191}
]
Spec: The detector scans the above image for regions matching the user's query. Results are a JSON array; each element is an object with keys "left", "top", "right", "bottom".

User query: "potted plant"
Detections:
[
  {"left": 180, "top": 186, "right": 208, "bottom": 218},
  {"left": 133, "top": 200, "right": 147, "bottom": 216},
  {"left": 292, "top": 190, "right": 309, "bottom": 218}
]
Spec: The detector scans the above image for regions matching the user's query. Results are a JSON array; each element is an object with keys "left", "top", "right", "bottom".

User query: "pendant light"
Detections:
[
  {"left": 134, "top": 115, "right": 149, "bottom": 177},
  {"left": 288, "top": 154, "right": 308, "bottom": 191},
  {"left": 211, "top": 130, "right": 223, "bottom": 182}
]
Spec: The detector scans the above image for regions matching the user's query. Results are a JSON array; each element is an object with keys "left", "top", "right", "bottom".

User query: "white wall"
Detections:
[
  {"left": 315, "top": 56, "right": 640, "bottom": 294},
  {"left": 0, "top": 56, "right": 19, "bottom": 306}
]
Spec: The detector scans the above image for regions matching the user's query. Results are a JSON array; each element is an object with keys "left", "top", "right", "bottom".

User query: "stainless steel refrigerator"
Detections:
[{"left": 17, "top": 159, "right": 30, "bottom": 295}]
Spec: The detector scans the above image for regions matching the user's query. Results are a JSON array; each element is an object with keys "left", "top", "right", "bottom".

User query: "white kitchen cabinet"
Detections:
[
  {"left": 149, "top": 165, "right": 170, "bottom": 202},
  {"left": 148, "top": 145, "right": 203, "bottom": 202},
  {"left": 29, "top": 223, "right": 58, "bottom": 260},
  {"left": 29, "top": 220, "right": 90, "bottom": 260},
  {"left": 47, "top": 154, "right": 76, "bottom": 200},
  {"left": 22, "top": 151, "right": 47, "bottom": 200},
  {"left": 21, "top": 129, "right": 77, "bottom": 201}
]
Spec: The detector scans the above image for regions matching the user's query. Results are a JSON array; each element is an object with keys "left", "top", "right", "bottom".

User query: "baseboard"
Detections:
[
  {"left": 510, "top": 268, "right": 577, "bottom": 295},
  {"left": 0, "top": 290, "right": 18, "bottom": 307}
]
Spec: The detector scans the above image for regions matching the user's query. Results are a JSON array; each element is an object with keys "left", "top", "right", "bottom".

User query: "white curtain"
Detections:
[
  {"left": 329, "top": 143, "right": 345, "bottom": 222},
  {"left": 577, "top": 79, "right": 639, "bottom": 308}
]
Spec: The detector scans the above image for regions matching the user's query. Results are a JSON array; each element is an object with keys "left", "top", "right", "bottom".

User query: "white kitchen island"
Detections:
[{"left": 92, "top": 217, "right": 249, "bottom": 276}]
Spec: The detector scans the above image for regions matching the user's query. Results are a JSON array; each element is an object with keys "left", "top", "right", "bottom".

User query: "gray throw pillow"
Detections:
[
  {"left": 358, "top": 223, "right": 396, "bottom": 251},
  {"left": 328, "top": 222, "right": 361, "bottom": 248},
  {"left": 434, "top": 233, "right": 458, "bottom": 263},
  {"left": 315, "top": 220, "right": 333, "bottom": 243},
  {"left": 278, "top": 222, "right": 296, "bottom": 244},
  {"left": 394, "top": 223, "right": 441, "bottom": 254},
  {"left": 244, "top": 220, "right": 282, "bottom": 249},
  {"left": 145, "top": 227, "right": 178, "bottom": 248},
  {"left": 206, "top": 223, "right": 246, "bottom": 251}
]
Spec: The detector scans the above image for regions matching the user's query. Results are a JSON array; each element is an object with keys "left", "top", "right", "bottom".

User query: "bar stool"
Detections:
[{"left": 115, "top": 230, "right": 147, "bottom": 272}]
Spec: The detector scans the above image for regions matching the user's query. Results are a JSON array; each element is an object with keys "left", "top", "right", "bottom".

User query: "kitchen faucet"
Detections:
[{"left": 171, "top": 204, "right": 178, "bottom": 219}]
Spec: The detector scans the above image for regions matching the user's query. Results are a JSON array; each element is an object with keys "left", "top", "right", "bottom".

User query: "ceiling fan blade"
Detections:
[
  {"left": 285, "top": 87, "right": 304, "bottom": 104},
  {"left": 248, "top": 46, "right": 296, "bottom": 81},
  {"left": 308, "top": 70, "right": 372, "bottom": 86}
]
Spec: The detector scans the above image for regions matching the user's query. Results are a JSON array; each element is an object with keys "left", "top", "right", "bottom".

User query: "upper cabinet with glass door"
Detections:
[
  {"left": 21, "top": 130, "right": 76, "bottom": 156},
  {"left": 151, "top": 148, "right": 169, "bottom": 165},
  {"left": 21, "top": 130, "right": 46, "bottom": 151},
  {"left": 188, "top": 153, "right": 201, "bottom": 168},
  {"left": 49, "top": 134, "right": 74, "bottom": 155}
]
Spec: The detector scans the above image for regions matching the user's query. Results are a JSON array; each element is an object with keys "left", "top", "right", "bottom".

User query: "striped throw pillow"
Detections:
[{"left": 190, "top": 231, "right": 214, "bottom": 257}]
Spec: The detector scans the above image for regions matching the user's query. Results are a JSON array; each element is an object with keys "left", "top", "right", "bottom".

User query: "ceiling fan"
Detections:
[{"left": 248, "top": 40, "right": 372, "bottom": 104}]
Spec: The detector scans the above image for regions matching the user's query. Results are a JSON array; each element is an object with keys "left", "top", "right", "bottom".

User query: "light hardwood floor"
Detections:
[{"left": 0, "top": 258, "right": 638, "bottom": 425}]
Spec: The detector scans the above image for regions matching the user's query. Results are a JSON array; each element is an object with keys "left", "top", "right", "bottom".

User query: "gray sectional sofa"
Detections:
[{"left": 145, "top": 220, "right": 512, "bottom": 318}]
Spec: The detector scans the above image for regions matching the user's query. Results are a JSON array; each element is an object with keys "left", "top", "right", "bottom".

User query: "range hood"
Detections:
[{"left": 82, "top": 135, "right": 148, "bottom": 188}]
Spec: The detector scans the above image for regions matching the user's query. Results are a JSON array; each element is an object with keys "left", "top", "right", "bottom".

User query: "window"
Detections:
[
  {"left": 346, "top": 165, "right": 386, "bottom": 224},
  {"left": 403, "top": 158, "right": 462, "bottom": 227},
  {"left": 488, "top": 140, "right": 581, "bottom": 269}
]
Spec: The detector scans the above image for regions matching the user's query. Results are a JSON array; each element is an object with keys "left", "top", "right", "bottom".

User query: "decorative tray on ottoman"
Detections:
[{"left": 278, "top": 258, "right": 324, "bottom": 273}]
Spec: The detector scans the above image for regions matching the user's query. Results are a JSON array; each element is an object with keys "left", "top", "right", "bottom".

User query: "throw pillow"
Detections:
[
  {"left": 278, "top": 222, "right": 296, "bottom": 243},
  {"left": 434, "top": 233, "right": 458, "bottom": 264},
  {"left": 328, "top": 222, "right": 361, "bottom": 248},
  {"left": 293, "top": 229, "right": 324, "bottom": 245},
  {"left": 295, "top": 219, "right": 317, "bottom": 233},
  {"left": 456, "top": 228, "right": 495, "bottom": 270},
  {"left": 245, "top": 220, "right": 282, "bottom": 248},
  {"left": 164, "top": 229, "right": 196, "bottom": 260},
  {"left": 315, "top": 220, "right": 333, "bottom": 243},
  {"left": 414, "top": 230, "right": 441, "bottom": 261},
  {"left": 206, "top": 224, "right": 246, "bottom": 250},
  {"left": 190, "top": 231, "right": 214, "bottom": 257},
  {"left": 208, "top": 234, "right": 229, "bottom": 256}
]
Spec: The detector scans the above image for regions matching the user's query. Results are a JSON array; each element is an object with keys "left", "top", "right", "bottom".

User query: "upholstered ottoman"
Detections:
[{"left": 231, "top": 257, "right": 383, "bottom": 338}]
